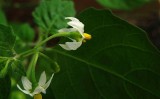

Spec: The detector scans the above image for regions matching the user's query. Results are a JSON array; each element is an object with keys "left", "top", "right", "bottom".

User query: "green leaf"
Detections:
[
  {"left": 10, "top": 60, "right": 25, "bottom": 80},
  {"left": 32, "top": 0, "right": 75, "bottom": 34},
  {"left": 0, "top": 75, "right": 11, "bottom": 99},
  {"left": 0, "top": 24, "right": 16, "bottom": 56},
  {"left": 0, "top": 9, "right": 7, "bottom": 25},
  {"left": 36, "top": 52, "right": 60, "bottom": 80},
  {"left": 11, "top": 23, "right": 35, "bottom": 42},
  {"left": 11, "top": 23, "right": 35, "bottom": 53},
  {"left": 124, "top": 69, "right": 160, "bottom": 99},
  {"left": 96, "top": 0, "right": 155, "bottom": 10},
  {"left": 47, "top": 8, "right": 160, "bottom": 99},
  {"left": 0, "top": 58, "right": 9, "bottom": 78}
]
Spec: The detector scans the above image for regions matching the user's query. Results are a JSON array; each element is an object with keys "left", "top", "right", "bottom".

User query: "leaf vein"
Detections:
[{"left": 53, "top": 49, "right": 160, "bottom": 98}]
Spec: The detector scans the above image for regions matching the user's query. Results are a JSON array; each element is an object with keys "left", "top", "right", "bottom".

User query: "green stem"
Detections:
[
  {"left": 0, "top": 58, "right": 12, "bottom": 77},
  {"left": 16, "top": 32, "right": 70, "bottom": 59},
  {"left": 35, "top": 32, "right": 70, "bottom": 48},
  {"left": 17, "top": 49, "right": 36, "bottom": 58},
  {"left": 20, "top": 32, "right": 70, "bottom": 87},
  {"left": 0, "top": 56, "right": 9, "bottom": 59},
  {"left": 27, "top": 52, "right": 39, "bottom": 87}
]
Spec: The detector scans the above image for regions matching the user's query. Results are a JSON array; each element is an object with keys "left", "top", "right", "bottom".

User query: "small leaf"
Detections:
[
  {"left": 11, "top": 23, "right": 34, "bottom": 53},
  {"left": 0, "top": 75, "right": 11, "bottom": 99},
  {"left": 0, "top": 24, "right": 16, "bottom": 56},
  {"left": 96, "top": 0, "right": 155, "bottom": 10},
  {"left": 0, "top": 58, "right": 9, "bottom": 78},
  {"left": 11, "top": 23, "right": 35, "bottom": 42},
  {"left": 32, "top": 0, "right": 75, "bottom": 34}
]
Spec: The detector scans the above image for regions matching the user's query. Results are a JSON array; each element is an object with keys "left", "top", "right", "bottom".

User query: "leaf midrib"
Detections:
[{"left": 52, "top": 49, "right": 160, "bottom": 98}]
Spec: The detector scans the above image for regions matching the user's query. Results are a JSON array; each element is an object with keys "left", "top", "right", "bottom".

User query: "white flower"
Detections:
[
  {"left": 59, "top": 17, "right": 91, "bottom": 50},
  {"left": 17, "top": 71, "right": 54, "bottom": 97}
]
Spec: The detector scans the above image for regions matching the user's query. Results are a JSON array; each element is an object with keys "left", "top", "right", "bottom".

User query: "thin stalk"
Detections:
[
  {"left": 35, "top": 32, "right": 69, "bottom": 48},
  {"left": 27, "top": 52, "right": 39, "bottom": 88},
  {"left": 17, "top": 49, "right": 36, "bottom": 58}
]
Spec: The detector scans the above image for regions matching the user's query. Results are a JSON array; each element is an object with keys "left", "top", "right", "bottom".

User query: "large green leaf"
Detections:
[
  {"left": 0, "top": 75, "right": 11, "bottom": 99},
  {"left": 32, "top": 0, "right": 75, "bottom": 34},
  {"left": 96, "top": 0, "right": 155, "bottom": 10},
  {"left": 46, "top": 8, "right": 160, "bottom": 99},
  {"left": 0, "top": 24, "right": 16, "bottom": 56}
]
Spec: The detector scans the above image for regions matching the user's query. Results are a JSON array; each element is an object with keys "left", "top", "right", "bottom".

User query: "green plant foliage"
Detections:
[
  {"left": 0, "top": 24, "right": 15, "bottom": 78},
  {"left": 10, "top": 91, "right": 26, "bottom": 99},
  {"left": 12, "top": 23, "right": 35, "bottom": 43},
  {"left": 11, "top": 60, "right": 25, "bottom": 80},
  {"left": 11, "top": 23, "right": 35, "bottom": 53},
  {"left": 0, "top": 24, "right": 16, "bottom": 57},
  {"left": 46, "top": 8, "right": 160, "bottom": 99},
  {"left": 32, "top": 0, "right": 75, "bottom": 34},
  {"left": 0, "top": 58, "right": 8, "bottom": 78},
  {"left": 0, "top": 75, "right": 11, "bottom": 99},
  {"left": 0, "top": 9, "right": 7, "bottom": 25},
  {"left": 37, "top": 54, "right": 60, "bottom": 75},
  {"left": 0, "top": 24, "right": 25, "bottom": 79},
  {"left": 96, "top": 0, "right": 154, "bottom": 10}
]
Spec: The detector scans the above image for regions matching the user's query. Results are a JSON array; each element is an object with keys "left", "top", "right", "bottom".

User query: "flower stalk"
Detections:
[{"left": 27, "top": 52, "right": 39, "bottom": 88}]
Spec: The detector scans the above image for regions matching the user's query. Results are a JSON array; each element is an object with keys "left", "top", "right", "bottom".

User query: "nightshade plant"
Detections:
[{"left": 0, "top": 0, "right": 160, "bottom": 99}]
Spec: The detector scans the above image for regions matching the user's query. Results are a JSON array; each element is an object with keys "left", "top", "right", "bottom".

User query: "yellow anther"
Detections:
[
  {"left": 83, "top": 33, "right": 91, "bottom": 40},
  {"left": 34, "top": 94, "right": 42, "bottom": 99}
]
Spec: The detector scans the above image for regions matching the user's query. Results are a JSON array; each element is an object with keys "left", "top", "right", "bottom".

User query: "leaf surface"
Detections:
[
  {"left": 96, "top": 0, "right": 154, "bottom": 10},
  {"left": 0, "top": 75, "right": 11, "bottom": 99},
  {"left": 0, "top": 24, "right": 16, "bottom": 56},
  {"left": 46, "top": 8, "right": 160, "bottom": 99},
  {"left": 33, "top": 0, "right": 75, "bottom": 34}
]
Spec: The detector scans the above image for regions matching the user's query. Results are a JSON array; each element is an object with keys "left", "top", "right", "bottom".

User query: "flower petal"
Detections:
[
  {"left": 38, "top": 71, "right": 47, "bottom": 86},
  {"left": 58, "top": 28, "right": 76, "bottom": 33},
  {"left": 66, "top": 41, "right": 82, "bottom": 50},
  {"left": 32, "top": 86, "right": 43, "bottom": 96},
  {"left": 17, "top": 84, "right": 33, "bottom": 97},
  {"left": 42, "top": 73, "right": 54, "bottom": 90},
  {"left": 59, "top": 41, "right": 82, "bottom": 50},
  {"left": 21, "top": 76, "right": 32, "bottom": 91},
  {"left": 65, "top": 17, "right": 84, "bottom": 37},
  {"left": 59, "top": 43, "right": 72, "bottom": 50}
]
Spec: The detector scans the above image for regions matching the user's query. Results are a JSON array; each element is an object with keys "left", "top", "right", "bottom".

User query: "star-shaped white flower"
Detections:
[
  {"left": 59, "top": 17, "right": 91, "bottom": 50},
  {"left": 17, "top": 71, "right": 54, "bottom": 97}
]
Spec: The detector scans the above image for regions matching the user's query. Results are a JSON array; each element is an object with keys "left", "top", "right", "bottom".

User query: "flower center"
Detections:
[
  {"left": 34, "top": 94, "right": 42, "bottom": 99},
  {"left": 83, "top": 33, "right": 91, "bottom": 40}
]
